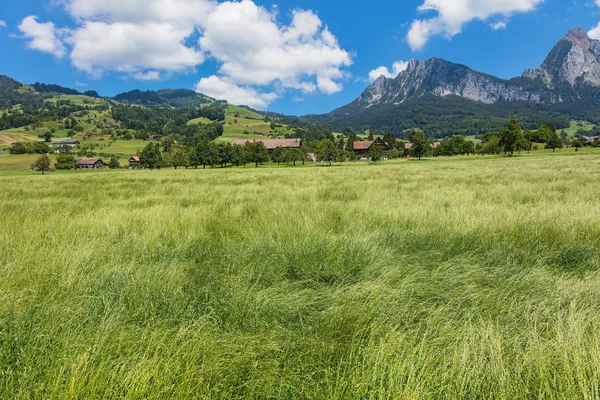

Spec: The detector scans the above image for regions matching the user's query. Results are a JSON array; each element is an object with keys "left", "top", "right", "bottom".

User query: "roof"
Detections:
[
  {"left": 405, "top": 143, "right": 413, "bottom": 150},
  {"left": 232, "top": 139, "right": 302, "bottom": 150},
  {"left": 51, "top": 140, "right": 80, "bottom": 145},
  {"left": 353, "top": 139, "right": 389, "bottom": 151},
  {"left": 353, "top": 141, "right": 374, "bottom": 150},
  {"left": 77, "top": 158, "right": 105, "bottom": 165},
  {"left": 129, "top": 156, "right": 140, "bottom": 162}
]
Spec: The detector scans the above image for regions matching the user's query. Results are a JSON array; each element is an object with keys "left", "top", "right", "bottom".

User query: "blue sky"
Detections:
[{"left": 2, "top": 0, "right": 600, "bottom": 115}]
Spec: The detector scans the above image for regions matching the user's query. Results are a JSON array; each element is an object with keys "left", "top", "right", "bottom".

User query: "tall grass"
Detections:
[{"left": 1, "top": 154, "right": 600, "bottom": 398}]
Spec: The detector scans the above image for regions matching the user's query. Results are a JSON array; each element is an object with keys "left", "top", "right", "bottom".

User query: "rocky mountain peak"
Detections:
[
  {"left": 563, "top": 28, "right": 592, "bottom": 48},
  {"left": 523, "top": 28, "right": 600, "bottom": 87}
]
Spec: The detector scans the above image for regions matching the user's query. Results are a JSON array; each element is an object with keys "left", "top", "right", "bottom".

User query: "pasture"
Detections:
[{"left": 1, "top": 153, "right": 600, "bottom": 398}]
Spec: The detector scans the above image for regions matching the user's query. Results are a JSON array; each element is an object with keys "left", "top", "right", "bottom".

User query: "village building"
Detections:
[
  {"left": 76, "top": 158, "right": 107, "bottom": 169},
  {"left": 404, "top": 142, "right": 413, "bottom": 157},
  {"left": 232, "top": 138, "right": 302, "bottom": 151},
  {"left": 51, "top": 140, "right": 80, "bottom": 148},
  {"left": 353, "top": 138, "right": 390, "bottom": 156},
  {"left": 579, "top": 136, "right": 600, "bottom": 143},
  {"left": 129, "top": 156, "right": 140, "bottom": 169}
]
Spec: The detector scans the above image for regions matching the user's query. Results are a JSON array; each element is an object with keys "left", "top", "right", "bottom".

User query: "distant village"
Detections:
[{"left": 43, "top": 137, "right": 433, "bottom": 170}]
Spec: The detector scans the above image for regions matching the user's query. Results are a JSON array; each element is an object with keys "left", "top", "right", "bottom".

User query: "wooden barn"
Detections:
[
  {"left": 76, "top": 158, "right": 107, "bottom": 169},
  {"left": 353, "top": 138, "right": 390, "bottom": 156}
]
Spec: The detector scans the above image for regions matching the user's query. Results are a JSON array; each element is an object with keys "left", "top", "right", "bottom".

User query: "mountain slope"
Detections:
[
  {"left": 113, "top": 89, "right": 216, "bottom": 108},
  {"left": 306, "top": 29, "right": 600, "bottom": 136}
]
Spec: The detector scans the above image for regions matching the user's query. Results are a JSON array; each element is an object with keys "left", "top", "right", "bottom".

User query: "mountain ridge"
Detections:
[{"left": 301, "top": 28, "right": 600, "bottom": 136}]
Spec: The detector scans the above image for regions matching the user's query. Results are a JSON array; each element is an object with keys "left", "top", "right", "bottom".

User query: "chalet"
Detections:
[
  {"left": 404, "top": 143, "right": 413, "bottom": 157},
  {"left": 129, "top": 156, "right": 140, "bottom": 169},
  {"left": 232, "top": 138, "right": 302, "bottom": 151},
  {"left": 579, "top": 136, "right": 600, "bottom": 143},
  {"left": 76, "top": 158, "right": 107, "bottom": 169},
  {"left": 51, "top": 140, "right": 80, "bottom": 148},
  {"left": 353, "top": 138, "right": 390, "bottom": 156}
]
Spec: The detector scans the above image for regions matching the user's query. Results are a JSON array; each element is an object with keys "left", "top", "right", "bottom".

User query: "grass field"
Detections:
[{"left": 1, "top": 152, "right": 600, "bottom": 398}]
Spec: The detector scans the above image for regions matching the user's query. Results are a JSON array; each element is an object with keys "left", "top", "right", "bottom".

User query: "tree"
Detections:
[
  {"left": 139, "top": 142, "right": 163, "bottom": 169},
  {"left": 55, "top": 154, "right": 77, "bottom": 170},
  {"left": 367, "top": 143, "right": 383, "bottom": 162},
  {"left": 272, "top": 147, "right": 286, "bottom": 165},
  {"left": 409, "top": 130, "right": 430, "bottom": 160},
  {"left": 288, "top": 148, "right": 306, "bottom": 166},
  {"left": 246, "top": 141, "right": 270, "bottom": 167},
  {"left": 108, "top": 157, "right": 121, "bottom": 169},
  {"left": 31, "top": 155, "right": 52, "bottom": 174},
  {"left": 193, "top": 141, "right": 218, "bottom": 169},
  {"left": 346, "top": 133, "right": 358, "bottom": 153},
  {"left": 230, "top": 144, "right": 247, "bottom": 167},
  {"left": 546, "top": 130, "right": 563, "bottom": 152},
  {"left": 367, "top": 132, "right": 375, "bottom": 141},
  {"left": 499, "top": 119, "right": 522, "bottom": 155},
  {"left": 170, "top": 147, "right": 189, "bottom": 169},
  {"left": 560, "top": 130, "right": 569, "bottom": 145},
  {"left": 217, "top": 143, "right": 233, "bottom": 168},
  {"left": 315, "top": 139, "right": 338, "bottom": 165},
  {"left": 38, "top": 131, "right": 54, "bottom": 143}
]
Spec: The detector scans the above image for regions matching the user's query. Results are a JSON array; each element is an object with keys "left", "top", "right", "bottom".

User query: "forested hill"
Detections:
[
  {"left": 113, "top": 89, "right": 216, "bottom": 109},
  {"left": 302, "top": 94, "right": 572, "bottom": 138}
]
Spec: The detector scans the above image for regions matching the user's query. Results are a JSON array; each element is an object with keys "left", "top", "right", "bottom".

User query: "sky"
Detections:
[{"left": 2, "top": 0, "right": 600, "bottom": 115}]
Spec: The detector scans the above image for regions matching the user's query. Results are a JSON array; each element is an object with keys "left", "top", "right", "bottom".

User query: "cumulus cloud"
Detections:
[
  {"left": 198, "top": 3, "right": 352, "bottom": 100},
  {"left": 490, "top": 21, "right": 507, "bottom": 30},
  {"left": 0, "top": 20, "right": 6, "bottom": 28},
  {"left": 196, "top": 75, "right": 277, "bottom": 108},
  {"left": 132, "top": 71, "right": 161, "bottom": 81},
  {"left": 407, "top": 0, "right": 544, "bottom": 51},
  {"left": 368, "top": 61, "right": 409, "bottom": 81},
  {"left": 67, "top": 21, "right": 204, "bottom": 77},
  {"left": 589, "top": 22, "right": 600, "bottom": 40},
  {"left": 18, "top": 16, "right": 66, "bottom": 57},
  {"left": 19, "top": 0, "right": 351, "bottom": 108}
]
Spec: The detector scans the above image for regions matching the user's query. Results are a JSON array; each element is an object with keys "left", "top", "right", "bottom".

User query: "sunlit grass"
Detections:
[{"left": 1, "top": 153, "right": 600, "bottom": 398}]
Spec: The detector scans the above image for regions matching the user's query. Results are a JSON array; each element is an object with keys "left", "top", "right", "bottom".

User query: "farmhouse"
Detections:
[
  {"left": 76, "top": 158, "right": 107, "bottom": 169},
  {"left": 129, "top": 156, "right": 140, "bottom": 169},
  {"left": 232, "top": 138, "right": 302, "bottom": 151},
  {"left": 353, "top": 138, "right": 390, "bottom": 156},
  {"left": 51, "top": 140, "right": 80, "bottom": 148},
  {"left": 579, "top": 136, "right": 600, "bottom": 143}
]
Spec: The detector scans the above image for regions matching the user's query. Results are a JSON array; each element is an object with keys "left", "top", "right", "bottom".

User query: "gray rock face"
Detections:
[
  {"left": 359, "top": 29, "right": 600, "bottom": 108},
  {"left": 524, "top": 28, "right": 600, "bottom": 87},
  {"left": 359, "top": 58, "right": 542, "bottom": 106}
]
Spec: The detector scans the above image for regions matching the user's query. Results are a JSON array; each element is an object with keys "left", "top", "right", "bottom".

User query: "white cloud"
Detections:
[
  {"left": 75, "top": 81, "right": 88, "bottom": 87},
  {"left": 196, "top": 75, "right": 277, "bottom": 108},
  {"left": 368, "top": 61, "right": 409, "bottom": 81},
  {"left": 0, "top": 20, "right": 6, "bottom": 28},
  {"left": 589, "top": 22, "right": 600, "bottom": 40},
  {"left": 407, "top": 0, "right": 544, "bottom": 51},
  {"left": 197, "top": 3, "right": 352, "bottom": 101},
  {"left": 17, "top": 0, "right": 352, "bottom": 107},
  {"left": 67, "top": 21, "right": 204, "bottom": 77},
  {"left": 132, "top": 71, "right": 161, "bottom": 81},
  {"left": 490, "top": 21, "right": 507, "bottom": 30},
  {"left": 18, "top": 16, "right": 66, "bottom": 58},
  {"left": 63, "top": 0, "right": 215, "bottom": 28}
]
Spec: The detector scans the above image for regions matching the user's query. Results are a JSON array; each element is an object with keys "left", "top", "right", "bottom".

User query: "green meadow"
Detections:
[{"left": 1, "top": 152, "right": 600, "bottom": 398}]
